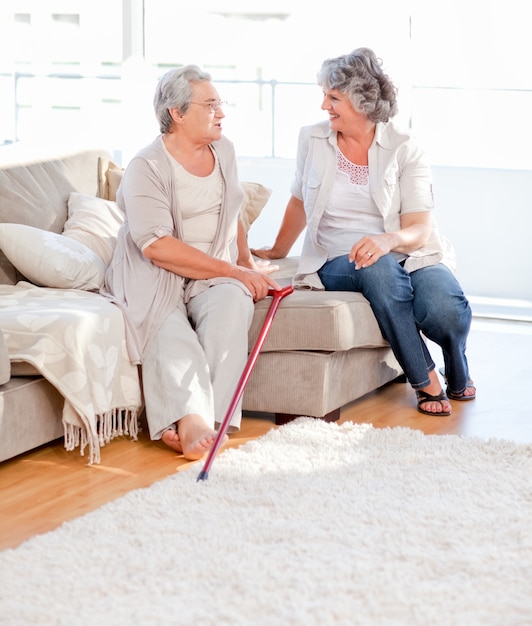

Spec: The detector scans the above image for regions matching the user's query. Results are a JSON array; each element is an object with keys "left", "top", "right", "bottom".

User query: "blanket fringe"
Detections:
[{"left": 64, "top": 408, "right": 140, "bottom": 465}]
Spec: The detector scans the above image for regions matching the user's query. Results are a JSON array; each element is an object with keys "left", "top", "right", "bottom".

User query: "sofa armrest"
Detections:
[{"left": 0, "top": 330, "right": 10, "bottom": 384}]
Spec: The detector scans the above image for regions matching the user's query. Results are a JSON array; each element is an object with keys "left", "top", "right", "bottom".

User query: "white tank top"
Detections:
[
  {"left": 317, "top": 149, "right": 383, "bottom": 259},
  {"left": 169, "top": 148, "right": 223, "bottom": 253}
]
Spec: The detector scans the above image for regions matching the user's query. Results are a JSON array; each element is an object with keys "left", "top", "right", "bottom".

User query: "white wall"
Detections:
[
  {"left": 239, "top": 157, "right": 532, "bottom": 319},
  {"left": 238, "top": 157, "right": 302, "bottom": 254},
  {"left": 431, "top": 167, "right": 532, "bottom": 305}
]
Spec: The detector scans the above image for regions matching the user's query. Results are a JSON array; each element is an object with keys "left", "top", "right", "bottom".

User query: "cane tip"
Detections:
[{"left": 196, "top": 470, "right": 209, "bottom": 482}]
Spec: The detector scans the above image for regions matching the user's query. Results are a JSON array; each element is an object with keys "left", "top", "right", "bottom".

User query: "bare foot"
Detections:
[
  {"left": 448, "top": 381, "right": 476, "bottom": 401},
  {"left": 417, "top": 369, "right": 452, "bottom": 415},
  {"left": 463, "top": 384, "right": 476, "bottom": 399},
  {"left": 439, "top": 367, "right": 476, "bottom": 401},
  {"left": 177, "top": 414, "right": 228, "bottom": 461},
  {"left": 161, "top": 427, "right": 183, "bottom": 453}
]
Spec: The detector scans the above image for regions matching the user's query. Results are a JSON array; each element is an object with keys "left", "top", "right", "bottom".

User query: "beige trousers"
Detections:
[{"left": 142, "top": 282, "right": 255, "bottom": 440}]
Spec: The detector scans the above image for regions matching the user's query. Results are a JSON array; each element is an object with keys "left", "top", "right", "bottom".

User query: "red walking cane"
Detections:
[{"left": 197, "top": 284, "right": 294, "bottom": 481}]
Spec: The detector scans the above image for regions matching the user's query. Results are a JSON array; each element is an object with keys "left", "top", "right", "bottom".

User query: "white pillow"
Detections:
[
  {"left": 0, "top": 223, "right": 106, "bottom": 290},
  {"left": 63, "top": 192, "right": 124, "bottom": 266}
]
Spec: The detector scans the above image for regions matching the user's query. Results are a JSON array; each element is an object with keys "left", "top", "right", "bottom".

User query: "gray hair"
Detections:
[
  {"left": 153, "top": 65, "right": 212, "bottom": 134},
  {"left": 317, "top": 48, "right": 398, "bottom": 123}
]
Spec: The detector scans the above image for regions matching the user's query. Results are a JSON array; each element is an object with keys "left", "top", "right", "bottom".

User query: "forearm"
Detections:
[
  {"left": 144, "top": 236, "right": 238, "bottom": 280},
  {"left": 386, "top": 222, "right": 432, "bottom": 254}
]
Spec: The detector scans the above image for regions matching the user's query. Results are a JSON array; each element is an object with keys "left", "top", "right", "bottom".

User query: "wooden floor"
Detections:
[{"left": 1, "top": 317, "right": 531, "bottom": 551}]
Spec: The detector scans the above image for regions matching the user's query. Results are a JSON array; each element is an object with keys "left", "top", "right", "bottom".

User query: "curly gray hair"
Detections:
[
  {"left": 317, "top": 48, "right": 398, "bottom": 123},
  {"left": 153, "top": 65, "right": 212, "bottom": 134}
]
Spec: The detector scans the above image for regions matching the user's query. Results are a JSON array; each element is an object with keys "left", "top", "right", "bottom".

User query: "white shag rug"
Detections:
[{"left": 1, "top": 418, "right": 531, "bottom": 626}]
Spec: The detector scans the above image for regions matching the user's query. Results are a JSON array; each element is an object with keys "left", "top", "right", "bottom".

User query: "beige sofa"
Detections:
[{"left": 0, "top": 145, "right": 402, "bottom": 463}]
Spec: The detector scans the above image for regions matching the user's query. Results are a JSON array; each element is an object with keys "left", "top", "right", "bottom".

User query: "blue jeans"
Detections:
[{"left": 318, "top": 254, "right": 472, "bottom": 392}]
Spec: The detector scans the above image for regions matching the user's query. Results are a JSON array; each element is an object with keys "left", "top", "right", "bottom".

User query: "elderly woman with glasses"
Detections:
[
  {"left": 252, "top": 48, "right": 475, "bottom": 416},
  {"left": 102, "top": 65, "right": 279, "bottom": 459}
]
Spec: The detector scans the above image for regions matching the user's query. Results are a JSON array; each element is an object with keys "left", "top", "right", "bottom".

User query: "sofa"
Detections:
[{"left": 0, "top": 145, "right": 402, "bottom": 464}]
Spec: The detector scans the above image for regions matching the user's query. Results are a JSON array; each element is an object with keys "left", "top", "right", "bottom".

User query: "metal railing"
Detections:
[
  {"left": 3, "top": 70, "right": 531, "bottom": 167},
  {"left": 0, "top": 70, "right": 317, "bottom": 158}
]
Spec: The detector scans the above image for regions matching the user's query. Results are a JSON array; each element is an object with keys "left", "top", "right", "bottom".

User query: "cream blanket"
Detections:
[{"left": 0, "top": 283, "right": 142, "bottom": 464}]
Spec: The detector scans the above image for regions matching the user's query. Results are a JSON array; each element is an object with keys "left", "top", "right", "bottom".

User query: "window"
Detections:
[
  {"left": 0, "top": 1, "right": 122, "bottom": 148},
  {"left": 1, "top": 1, "right": 530, "bottom": 169},
  {"left": 142, "top": 1, "right": 411, "bottom": 158},
  {"left": 409, "top": 0, "right": 532, "bottom": 169},
  {"left": 0, "top": 1, "right": 530, "bottom": 306}
]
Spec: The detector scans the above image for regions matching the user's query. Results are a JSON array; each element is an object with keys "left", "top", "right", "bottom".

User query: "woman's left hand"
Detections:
[
  {"left": 349, "top": 213, "right": 432, "bottom": 268},
  {"left": 238, "top": 256, "right": 280, "bottom": 276},
  {"left": 349, "top": 234, "right": 392, "bottom": 269}
]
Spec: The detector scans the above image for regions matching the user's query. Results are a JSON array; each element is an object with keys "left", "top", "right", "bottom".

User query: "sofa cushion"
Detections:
[
  {"left": 250, "top": 289, "right": 388, "bottom": 352},
  {"left": 63, "top": 192, "right": 124, "bottom": 266},
  {"left": 0, "top": 223, "right": 106, "bottom": 290},
  {"left": 0, "top": 331, "right": 9, "bottom": 385},
  {"left": 0, "top": 147, "right": 111, "bottom": 231},
  {"left": 248, "top": 258, "right": 388, "bottom": 352},
  {"left": 244, "top": 345, "right": 401, "bottom": 417},
  {"left": 0, "top": 376, "right": 65, "bottom": 463}
]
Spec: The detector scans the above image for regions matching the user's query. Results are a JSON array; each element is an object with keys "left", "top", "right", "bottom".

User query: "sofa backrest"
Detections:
[{"left": 0, "top": 146, "right": 112, "bottom": 285}]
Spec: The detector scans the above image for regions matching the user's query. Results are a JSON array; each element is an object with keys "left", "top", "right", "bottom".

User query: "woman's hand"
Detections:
[
  {"left": 238, "top": 254, "right": 280, "bottom": 276},
  {"left": 251, "top": 259, "right": 279, "bottom": 276},
  {"left": 350, "top": 213, "right": 433, "bottom": 269},
  {"left": 249, "top": 247, "right": 283, "bottom": 262},
  {"left": 349, "top": 234, "right": 393, "bottom": 269},
  {"left": 230, "top": 266, "right": 281, "bottom": 302},
  {"left": 254, "top": 258, "right": 280, "bottom": 275}
]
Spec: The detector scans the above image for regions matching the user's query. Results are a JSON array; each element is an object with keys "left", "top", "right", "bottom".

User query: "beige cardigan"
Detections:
[{"left": 101, "top": 135, "right": 245, "bottom": 363}]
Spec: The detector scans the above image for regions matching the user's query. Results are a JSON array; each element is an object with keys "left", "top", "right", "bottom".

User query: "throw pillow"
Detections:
[
  {"left": 0, "top": 223, "right": 106, "bottom": 290},
  {"left": 98, "top": 158, "right": 124, "bottom": 201},
  {"left": 240, "top": 182, "right": 272, "bottom": 233},
  {"left": 107, "top": 168, "right": 124, "bottom": 202},
  {"left": 63, "top": 192, "right": 124, "bottom": 266}
]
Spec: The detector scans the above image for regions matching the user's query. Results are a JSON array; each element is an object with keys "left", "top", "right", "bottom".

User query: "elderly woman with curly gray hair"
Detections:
[{"left": 253, "top": 47, "right": 475, "bottom": 416}]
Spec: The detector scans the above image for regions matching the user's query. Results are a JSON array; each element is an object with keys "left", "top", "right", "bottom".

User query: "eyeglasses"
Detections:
[{"left": 189, "top": 99, "right": 227, "bottom": 113}]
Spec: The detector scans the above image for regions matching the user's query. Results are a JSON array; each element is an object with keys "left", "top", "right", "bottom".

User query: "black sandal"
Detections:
[
  {"left": 446, "top": 386, "right": 476, "bottom": 401},
  {"left": 438, "top": 367, "right": 476, "bottom": 401},
  {"left": 416, "top": 389, "right": 452, "bottom": 416}
]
